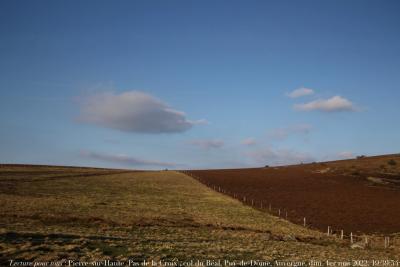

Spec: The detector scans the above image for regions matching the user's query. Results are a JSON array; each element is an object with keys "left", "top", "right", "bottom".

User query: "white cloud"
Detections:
[
  {"left": 78, "top": 91, "right": 206, "bottom": 133},
  {"left": 80, "top": 151, "right": 177, "bottom": 167},
  {"left": 267, "top": 124, "right": 312, "bottom": 140},
  {"left": 294, "top": 95, "right": 355, "bottom": 112},
  {"left": 338, "top": 151, "right": 354, "bottom": 159},
  {"left": 241, "top": 138, "right": 256, "bottom": 146},
  {"left": 189, "top": 139, "right": 224, "bottom": 150},
  {"left": 286, "top": 87, "right": 314, "bottom": 98},
  {"left": 246, "top": 148, "right": 314, "bottom": 166}
]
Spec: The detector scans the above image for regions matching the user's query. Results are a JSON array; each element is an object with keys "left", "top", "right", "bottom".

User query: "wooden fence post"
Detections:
[
  {"left": 341, "top": 230, "right": 344, "bottom": 239},
  {"left": 327, "top": 226, "right": 330, "bottom": 236},
  {"left": 303, "top": 217, "right": 306, "bottom": 227},
  {"left": 385, "top": 237, "right": 390, "bottom": 248},
  {"left": 350, "top": 232, "right": 353, "bottom": 244}
]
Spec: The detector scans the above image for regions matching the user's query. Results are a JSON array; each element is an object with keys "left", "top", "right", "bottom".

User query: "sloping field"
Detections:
[
  {"left": 0, "top": 165, "right": 399, "bottom": 264},
  {"left": 187, "top": 154, "right": 400, "bottom": 235}
]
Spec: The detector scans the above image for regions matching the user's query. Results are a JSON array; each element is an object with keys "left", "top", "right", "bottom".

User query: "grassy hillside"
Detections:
[{"left": 1, "top": 166, "right": 399, "bottom": 263}]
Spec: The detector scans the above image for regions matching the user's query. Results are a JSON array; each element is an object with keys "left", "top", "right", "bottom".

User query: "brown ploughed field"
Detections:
[{"left": 185, "top": 154, "right": 400, "bottom": 235}]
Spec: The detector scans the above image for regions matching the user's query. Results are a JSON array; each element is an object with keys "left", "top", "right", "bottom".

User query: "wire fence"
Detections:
[{"left": 180, "top": 170, "right": 398, "bottom": 250}]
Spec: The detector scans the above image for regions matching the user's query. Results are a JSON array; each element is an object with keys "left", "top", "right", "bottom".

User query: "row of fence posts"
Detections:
[
  {"left": 325, "top": 225, "right": 392, "bottom": 248},
  {"left": 179, "top": 170, "right": 395, "bottom": 249}
]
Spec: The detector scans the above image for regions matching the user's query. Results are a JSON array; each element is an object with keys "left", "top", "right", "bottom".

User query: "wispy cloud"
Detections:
[
  {"left": 78, "top": 91, "right": 206, "bottom": 133},
  {"left": 338, "top": 151, "right": 354, "bottom": 159},
  {"left": 189, "top": 139, "right": 224, "bottom": 150},
  {"left": 246, "top": 147, "right": 314, "bottom": 166},
  {"left": 294, "top": 95, "right": 355, "bottom": 112},
  {"left": 104, "top": 138, "right": 120, "bottom": 144},
  {"left": 241, "top": 138, "right": 256, "bottom": 146},
  {"left": 80, "top": 151, "right": 177, "bottom": 167},
  {"left": 286, "top": 87, "right": 314, "bottom": 98},
  {"left": 267, "top": 124, "right": 312, "bottom": 140}
]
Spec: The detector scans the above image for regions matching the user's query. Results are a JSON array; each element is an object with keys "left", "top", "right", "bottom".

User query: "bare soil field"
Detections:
[{"left": 186, "top": 154, "right": 400, "bottom": 235}]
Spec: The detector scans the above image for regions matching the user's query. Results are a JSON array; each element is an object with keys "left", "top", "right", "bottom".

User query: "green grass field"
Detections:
[{"left": 1, "top": 167, "right": 399, "bottom": 264}]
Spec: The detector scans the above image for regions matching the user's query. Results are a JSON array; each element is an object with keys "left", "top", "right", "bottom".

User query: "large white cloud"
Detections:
[
  {"left": 78, "top": 91, "right": 205, "bottom": 133},
  {"left": 286, "top": 87, "right": 314, "bottom": 98},
  {"left": 81, "top": 151, "right": 177, "bottom": 167},
  {"left": 294, "top": 95, "right": 355, "bottom": 112}
]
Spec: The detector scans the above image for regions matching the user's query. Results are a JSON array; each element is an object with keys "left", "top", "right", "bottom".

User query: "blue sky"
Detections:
[{"left": 1, "top": 0, "right": 400, "bottom": 169}]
